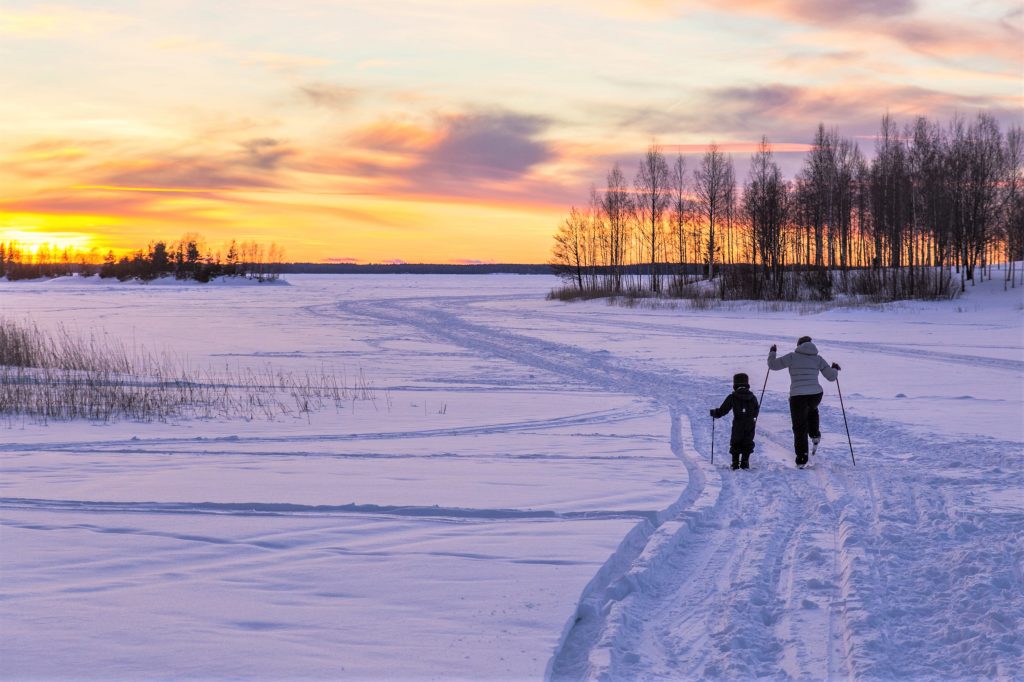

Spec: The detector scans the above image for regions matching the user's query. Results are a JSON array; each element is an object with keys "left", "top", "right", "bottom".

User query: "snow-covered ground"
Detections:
[{"left": 1, "top": 273, "right": 1021, "bottom": 680}]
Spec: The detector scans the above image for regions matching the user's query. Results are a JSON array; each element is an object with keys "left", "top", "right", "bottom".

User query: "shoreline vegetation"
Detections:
[
  {"left": 0, "top": 231, "right": 556, "bottom": 282},
  {"left": 550, "top": 113, "right": 1023, "bottom": 303},
  {"left": 0, "top": 318, "right": 380, "bottom": 424},
  {"left": 0, "top": 261, "right": 555, "bottom": 282},
  {"left": 0, "top": 235, "right": 284, "bottom": 283}
]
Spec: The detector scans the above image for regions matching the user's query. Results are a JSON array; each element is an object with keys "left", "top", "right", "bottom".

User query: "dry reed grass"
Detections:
[{"left": 0, "top": 318, "right": 378, "bottom": 423}]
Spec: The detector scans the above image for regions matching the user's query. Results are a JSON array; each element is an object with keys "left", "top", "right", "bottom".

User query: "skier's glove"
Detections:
[
  {"left": 770, "top": 344, "right": 777, "bottom": 352},
  {"left": 709, "top": 409, "right": 716, "bottom": 418},
  {"left": 831, "top": 362, "right": 841, "bottom": 370}
]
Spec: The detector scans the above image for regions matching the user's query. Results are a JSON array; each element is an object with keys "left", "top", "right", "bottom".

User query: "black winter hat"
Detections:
[
  {"left": 733, "top": 373, "right": 749, "bottom": 389},
  {"left": 798, "top": 335, "right": 812, "bottom": 345}
]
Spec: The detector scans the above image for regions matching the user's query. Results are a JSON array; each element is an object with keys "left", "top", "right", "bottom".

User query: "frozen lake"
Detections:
[{"left": 1, "top": 274, "right": 1022, "bottom": 680}]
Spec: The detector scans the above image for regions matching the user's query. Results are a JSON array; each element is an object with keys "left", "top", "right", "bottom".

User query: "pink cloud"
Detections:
[{"left": 711, "top": 0, "right": 1021, "bottom": 68}]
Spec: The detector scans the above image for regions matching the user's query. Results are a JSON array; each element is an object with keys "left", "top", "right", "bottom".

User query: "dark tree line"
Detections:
[
  {"left": 1, "top": 236, "right": 284, "bottom": 283},
  {"left": 552, "top": 112, "right": 1024, "bottom": 301},
  {"left": 0, "top": 243, "right": 93, "bottom": 280}
]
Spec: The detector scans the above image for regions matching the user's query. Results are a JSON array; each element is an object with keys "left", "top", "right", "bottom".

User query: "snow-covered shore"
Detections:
[{"left": 1, "top": 274, "right": 1021, "bottom": 679}]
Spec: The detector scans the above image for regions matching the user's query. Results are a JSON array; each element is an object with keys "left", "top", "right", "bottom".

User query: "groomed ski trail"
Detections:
[{"left": 327, "top": 295, "right": 1023, "bottom": 681}]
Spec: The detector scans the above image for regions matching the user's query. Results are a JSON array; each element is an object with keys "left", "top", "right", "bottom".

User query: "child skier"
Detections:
[{"left": 710, "top": 373, "right": 760, "bottom": 470}]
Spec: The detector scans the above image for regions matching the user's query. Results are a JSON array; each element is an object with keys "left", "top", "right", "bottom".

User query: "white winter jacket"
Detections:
[{"left": 767, "top": 341, "right": 838, "bottom": 396}]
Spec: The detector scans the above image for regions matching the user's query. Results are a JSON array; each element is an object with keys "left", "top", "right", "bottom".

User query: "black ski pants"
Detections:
[
  {"left": 729, "top": 431, "right": 755, "bottom": 469},
  {"left": 729, "top": 443, "right": 754, "bottom": 469},
  {"left": 788, "top": 391, "right": 823, "bottom": 464}
]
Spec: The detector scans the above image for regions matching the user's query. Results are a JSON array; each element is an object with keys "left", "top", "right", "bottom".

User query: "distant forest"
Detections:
[
  {"left": 0, "top": 245, "right": 555, "bottom": 280},
  {"left": 0, "top": 237, "right": 284, "bottom": 282},
  {"left": 0, "top": 238, "right": 558, "bottom": 280},
  {"left": 280, "top": 263, "right": 552, "bottom": 275},
  {"left": 551, "top": 112, "right": 1023, "bottom": 302}
]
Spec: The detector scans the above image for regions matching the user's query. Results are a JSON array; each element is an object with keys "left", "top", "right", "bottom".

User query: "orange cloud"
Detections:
[
  {"left": 2, "top": 192, "right": 171, "bottom": 219},
  {"left": 72, "top": 185, "right": 219, "bottom": 194},
  {"left": 347, "top": 119, "right": 440, "bottom": 152}
]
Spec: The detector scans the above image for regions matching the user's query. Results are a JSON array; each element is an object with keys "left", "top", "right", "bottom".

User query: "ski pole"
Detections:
[
  {"left": 710, "top": 415, "right": 715, "bottom": 465},
  {"left": 836, "top": 375, "right": 856, "bottom": 466},
  {"left": 758, "top": 368, "right": 769, "bottom": 407}
]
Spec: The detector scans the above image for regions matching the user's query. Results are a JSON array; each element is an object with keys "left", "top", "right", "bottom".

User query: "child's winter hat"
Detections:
[
  {"left": 733, "top": 373, "right": 750, "bottom": 389},
  {"left": 798, "top": 335, "right": 812, "bottom": 345}
]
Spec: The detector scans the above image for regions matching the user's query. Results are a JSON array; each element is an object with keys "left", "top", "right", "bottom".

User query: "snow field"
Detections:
[
  {"left": 2, "top": 273, "right": 1022, "bottom": 680},
  {"left": 0, "top": 276, "right": 683, "bottom": 680}
]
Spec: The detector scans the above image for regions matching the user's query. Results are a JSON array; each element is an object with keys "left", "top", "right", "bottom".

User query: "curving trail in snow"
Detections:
[
  {"left": 0, "top": 403, "right": 658, "bottom": 455},
  {"left": 333, "top": 293, "right": 1023, "bottom": 681}
]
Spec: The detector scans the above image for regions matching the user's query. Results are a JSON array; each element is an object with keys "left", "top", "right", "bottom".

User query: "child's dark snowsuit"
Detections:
[{"left": 711, "top": 383, "right": 759, "bottom": 469}]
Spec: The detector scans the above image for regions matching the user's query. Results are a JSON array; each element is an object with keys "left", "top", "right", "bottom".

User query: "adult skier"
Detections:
[{"left": 767, "top": 336, "right": 841, "bottom": 468}]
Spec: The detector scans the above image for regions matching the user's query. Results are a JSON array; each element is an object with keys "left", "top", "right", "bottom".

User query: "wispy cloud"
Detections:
[
  {"left": 608, "top": 82, "right": 1021, "bottom": 143},
  {"left": 709, "top": 0, "right": 1021, "bottom": 70},
  {"left": 770, "top": 0, "right": 915, "bottom": 22},
  {"left": 0, "top": 5, "right": 129, "bottom": 37},
  {"left": 299, "top": 83, "right": 362, "bottom": 110},
  {"left": 1, "top": 192, "right": 163, "bottom": 218},
  {"left": 347, "top": 119, "right": 439, "bottom": 152},
  {"left": 883, "top": 18, "right": 1023, "bottom": 67},
  {"left": 62, "top": 137, "right": 297, "bottom": 195},
  {"left": 1, "top": 135, "right": 299, "bottom": 229},
  {"left": 240, "top": 138, "right": 295, "bottom": 170},
  {"left": 99, "top": 157, "right": 280, "bottom": 192},
  {"left": 154, "top": 35, "right": 334, "bottom": 75}
]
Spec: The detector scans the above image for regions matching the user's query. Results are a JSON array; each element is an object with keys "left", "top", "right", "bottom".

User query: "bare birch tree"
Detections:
[
  {"left": 634, "top": 144, "right": 671, "bottom": 292},
  {"left": 1003, "top": 125, "right": 1023, "bottom": 287},
  {"left": 669, "top": 153, "right": 690, "bottom": 287},
  {"left": 603, "top": 164, "right": 632, "bottom": 292},
  {"left": 743, "top": 136, "right": 789, "bottom": 294},
  {"left": 550, "top": 206, "right": 589, "bottom": 290},
  {"left": 694, "top": 143, "right": 733, "bottom": 279}
]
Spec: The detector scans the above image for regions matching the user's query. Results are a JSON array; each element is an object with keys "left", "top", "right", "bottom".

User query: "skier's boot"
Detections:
[
  {"left": 811, "top": 435, "right": 821, "bottom": 456},
  {"left": 740, "top": 454, "right": 750, "bottom": 470}
]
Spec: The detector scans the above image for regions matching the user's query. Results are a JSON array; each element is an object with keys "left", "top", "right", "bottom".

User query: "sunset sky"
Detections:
[{"left": 2, "top": 0, "right": 1021, "bottom": 263}]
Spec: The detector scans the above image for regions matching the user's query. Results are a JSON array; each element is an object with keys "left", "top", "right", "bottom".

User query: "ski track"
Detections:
[
  {"left": 322, "top": 294, "right": 1023, "bottom": 681},
  {"left": 0, "top": 403, "right": 658, "bottom": 455},
  {"left": 473, "top": 302, "right": 1023, "bottom": 373},
  {"left": 0, "top": 497, "right": 659, "bottom": 523}
]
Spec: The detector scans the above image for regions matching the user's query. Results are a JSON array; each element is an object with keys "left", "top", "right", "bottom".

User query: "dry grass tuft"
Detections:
[{"left": 0, "top": 318, "right": 378, "bottom": 424}]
